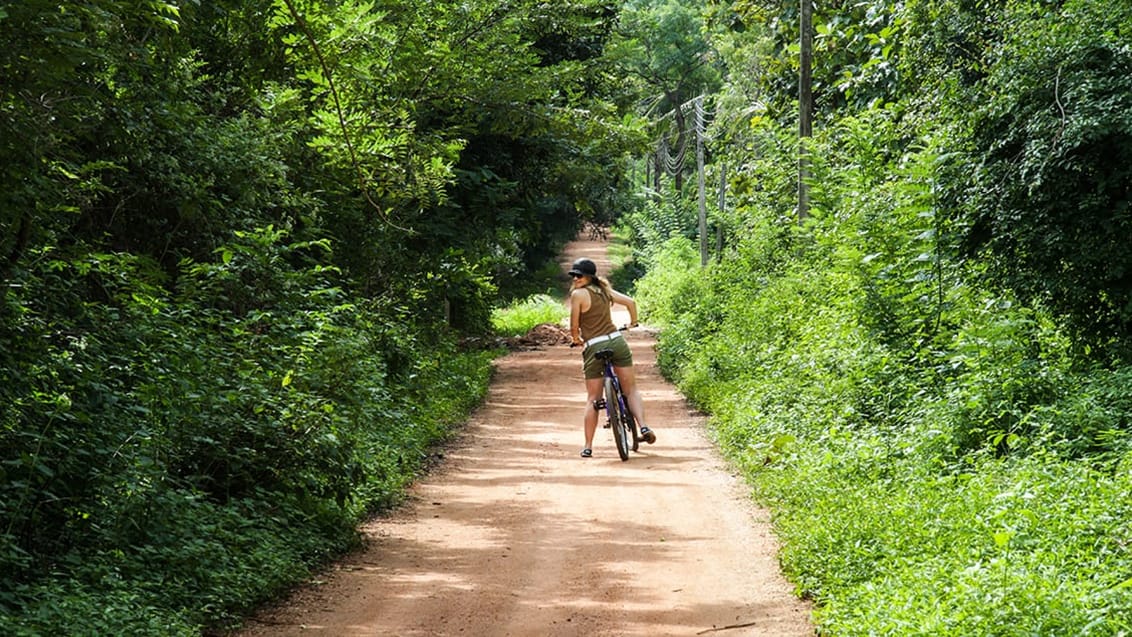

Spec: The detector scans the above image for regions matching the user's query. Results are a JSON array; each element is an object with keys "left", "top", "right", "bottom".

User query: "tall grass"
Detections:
[{"left": 490, "top": 294, "right": 568, "bottom": 336}]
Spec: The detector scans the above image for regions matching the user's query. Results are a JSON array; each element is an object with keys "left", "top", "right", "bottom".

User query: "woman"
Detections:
[{"left": 567, "top": 257, "right": 656, "bottom": 458}]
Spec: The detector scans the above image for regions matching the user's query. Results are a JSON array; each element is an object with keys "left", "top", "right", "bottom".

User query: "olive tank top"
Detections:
[{"left": 579, "top": 284, "right": 618, "bottom": 340}]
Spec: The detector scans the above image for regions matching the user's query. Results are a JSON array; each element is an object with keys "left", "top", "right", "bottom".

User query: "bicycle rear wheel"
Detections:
[
  {"left": 621, "top": 402, "right": 640, "bottom": 452},
  {"left": 605, "top": 377, "right": 630, "bottom": 461}
]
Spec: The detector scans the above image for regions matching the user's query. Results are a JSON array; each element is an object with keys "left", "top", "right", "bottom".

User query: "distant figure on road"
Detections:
[{"left": 567, "top": 257, "right": 656, "bottom": 458}]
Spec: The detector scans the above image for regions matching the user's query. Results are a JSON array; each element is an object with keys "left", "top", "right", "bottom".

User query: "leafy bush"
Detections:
[
  {"left": 630, "top": 5, "right": 1132, "bottom": 625},
  {"left": 946, "top": 0, "right": 1132, "bottom": 349},
  {"left": 619, "top": 192, "right": 701, "bottom": 267},
  {"left": 0, "top": 0, "right": 633, "bottom": 632},
  {"left": 636, "top": 197, "right": 1132, "bottom": 633},
  {"left": 0, "top": 228, "right": 497, "bottom": 633}
]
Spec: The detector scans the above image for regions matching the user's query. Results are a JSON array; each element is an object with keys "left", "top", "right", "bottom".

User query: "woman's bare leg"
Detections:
[
  {"left": 583, "top": 377, "right": 605, "bottom": 450},
  {"left": 614, "top": 365, "right": 647, "bottom": 429}
]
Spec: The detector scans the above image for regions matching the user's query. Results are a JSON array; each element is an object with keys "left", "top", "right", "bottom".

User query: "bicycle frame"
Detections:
[
  {"left": 595, "top": 350, "right": 640, "bottom": 460},
  {"left": 601, "top": 359, "right": 626, "bottom": 423}
]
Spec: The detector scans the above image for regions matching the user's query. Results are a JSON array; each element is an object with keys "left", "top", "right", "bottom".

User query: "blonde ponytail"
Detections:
[{"left": 590, "top": 275, "right": 615, "bottom": 301}]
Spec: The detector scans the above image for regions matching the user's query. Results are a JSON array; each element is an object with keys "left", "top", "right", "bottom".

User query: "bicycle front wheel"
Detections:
[{"left": 605, "top": 377, "right": 630, "bottom": 461}]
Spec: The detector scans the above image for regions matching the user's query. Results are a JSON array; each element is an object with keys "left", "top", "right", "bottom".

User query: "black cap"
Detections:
[{"left": 567, "top": 258, "right": 597, "bottom": 277}]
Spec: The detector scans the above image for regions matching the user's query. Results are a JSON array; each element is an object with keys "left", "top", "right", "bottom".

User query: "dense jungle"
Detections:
[{"left": 3, "top": 0, "right": 1132, "bottom": 634}]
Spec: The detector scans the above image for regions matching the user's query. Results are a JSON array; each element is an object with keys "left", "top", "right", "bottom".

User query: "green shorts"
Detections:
[{"left": 582, "top": 335, "right": 633, "bottom": 379}]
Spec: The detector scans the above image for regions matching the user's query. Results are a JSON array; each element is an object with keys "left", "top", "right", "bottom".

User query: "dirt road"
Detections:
[{"left": 237, "top": 236, "right": 813, "bottom": 636}]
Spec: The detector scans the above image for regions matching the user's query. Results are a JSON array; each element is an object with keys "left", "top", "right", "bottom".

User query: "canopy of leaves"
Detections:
[{"left": 0, "top": 0, "right": 642, "bottom": 632}]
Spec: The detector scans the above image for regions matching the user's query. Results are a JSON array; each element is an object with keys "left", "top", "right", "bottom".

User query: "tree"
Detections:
[
  {"left": 608, "top": 0, "right": 721, "bottom": 191},
  {"left": 944, "top": 0, "right": 1132, "bottom": 350},
  {"left": 0, "top": 2, "right": 646, "bottom": 630}
]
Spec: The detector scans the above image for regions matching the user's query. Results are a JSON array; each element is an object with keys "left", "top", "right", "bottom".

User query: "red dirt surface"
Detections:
[{"left": 235, "top": 235, "right": 813, "bottom": 636}]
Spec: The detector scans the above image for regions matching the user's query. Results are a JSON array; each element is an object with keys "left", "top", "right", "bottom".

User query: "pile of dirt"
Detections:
[{"left": 506, "top": 322, "right": 571, "bottom": 350}]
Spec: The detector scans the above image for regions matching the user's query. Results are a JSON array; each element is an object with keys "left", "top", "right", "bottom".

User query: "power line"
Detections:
[{"left": 652, "top": 95, "right": 710, "bottom": 178}]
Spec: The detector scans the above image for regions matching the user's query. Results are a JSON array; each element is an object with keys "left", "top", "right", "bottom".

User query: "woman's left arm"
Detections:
[{"left": 609, "top": 290, "right": 638, "bottom": 326}]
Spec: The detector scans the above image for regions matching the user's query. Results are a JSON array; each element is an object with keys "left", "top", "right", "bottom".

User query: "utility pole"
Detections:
[
  {"left": 696, "top": 97, "right": 708, "bottom": 266},
  {"left": 688, "top": 96, "right": 706, "bottom": 267},
  {"left": 717, "top": 162, "right": 726, "bottom": 259},
  {"left": 798, "top": 0, "right": 813, "bottom": 222}
]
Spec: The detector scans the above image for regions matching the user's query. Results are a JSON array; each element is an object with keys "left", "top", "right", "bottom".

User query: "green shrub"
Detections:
[
  {"left": 628, "top": 78, "right": 1132, "bottom": 635},
  {"left": 0, "top": 229, "right": 498, "bottom": 633}
]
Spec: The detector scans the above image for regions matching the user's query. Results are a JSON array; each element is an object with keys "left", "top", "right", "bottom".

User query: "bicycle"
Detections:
[
  {"left": 573, "top": 329, "right": 656, "bottom": 461},
  {"left": 594, "top": 348, "right": 643, "bottom": 461}
]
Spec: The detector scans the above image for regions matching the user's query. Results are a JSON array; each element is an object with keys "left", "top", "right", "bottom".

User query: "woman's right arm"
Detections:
[{"left": 569, "top": 288, "right": 588, "bottom": 346}]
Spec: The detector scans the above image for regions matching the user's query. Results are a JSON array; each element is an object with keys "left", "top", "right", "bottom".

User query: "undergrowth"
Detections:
[
  {"left": 637, "top": 231, "right": 1132, "bottom": 634},
  {"left": 630, "top": 80, "right": 1132, "bottom": 632},
  {"left": 490, "top": 293, "right": 568, "bottom": 336},
  {"left": 0, "top": 231, "right": 498, "bottom": 635}
]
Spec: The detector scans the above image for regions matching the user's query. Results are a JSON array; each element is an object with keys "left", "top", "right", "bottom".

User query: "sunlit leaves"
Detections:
[{"left": 625, "top": 0, "right": 1132, "bottom": 634}]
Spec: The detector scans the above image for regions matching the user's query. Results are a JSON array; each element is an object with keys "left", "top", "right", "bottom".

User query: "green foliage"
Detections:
[
  {"left": 928, "top": 299, "right": 1073, "bottom": 456},
  {"left": 610, "top": 0, "right": 721, "bottom": 102},
  {"left": 605, "top": 232, "right": 646, "bottom": 293},
  {"left": 0, "top": 227, "right": 497, "bottom": 631},
  {"left": 608, "top": 0, "right": 721, "bottom": 198},
  {"left": 491, "top": 294, "right": 568, "bottom": 337},
  {"left": 619, "top": 191, "right": 701, "bottom": 267},
  {"left": 629, "top": 1, "right": 1132, "bottom": 631},
  {"left": 1, "top": 0, "right": 620, "bottom": 631},
  {"left": 632, "top": 236, "right": 707, "bottom": 375},
  {"left": 722, "top": 0, "right": 904, "bottom": 123},
  {"left": 636, "top": 148, "right": 1132, "bottom": 633},
  {"left": 760, "top": 447, "right": 1132, "bottom": 635},
  {"left": 10, "top": 0, "right": 1132, "bottom": 633},
  {"left": 945, "top": 0, "right": 1132, "bottom": 350}
]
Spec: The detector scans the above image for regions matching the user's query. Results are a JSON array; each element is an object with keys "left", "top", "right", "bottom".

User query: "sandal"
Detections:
[{"left": 580, "top": 448, "right": 592, "bottom": 458}]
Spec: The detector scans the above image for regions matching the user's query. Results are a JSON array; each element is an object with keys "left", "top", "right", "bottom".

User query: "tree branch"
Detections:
[{"left": 278, "top": 0, "right": 410, "bottom": 231}]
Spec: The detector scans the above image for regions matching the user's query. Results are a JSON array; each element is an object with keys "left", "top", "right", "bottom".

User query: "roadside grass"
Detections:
[
  {"left": 748, "top": 443, "right": 1132, "bottom": 635},
  {"left": 490, "top": 294, "right": 568, "bottom": 337},
  {"left": 635, "top": 236, "right": 1132, "bottom": 635}
]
